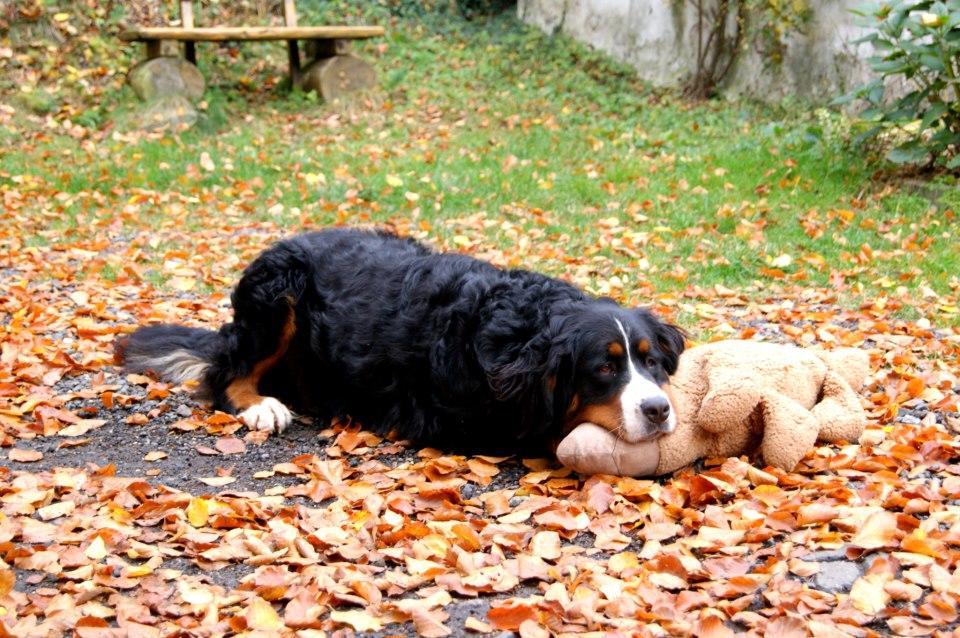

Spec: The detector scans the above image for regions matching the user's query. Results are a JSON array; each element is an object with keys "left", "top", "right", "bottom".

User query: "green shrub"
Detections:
[{"left": 848, "top": 0, "right": 960, "bottom": 168}]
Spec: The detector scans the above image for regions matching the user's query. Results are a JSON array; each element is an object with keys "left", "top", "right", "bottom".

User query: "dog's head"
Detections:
[
  {"left": 482, "top": 302, "right": 685, "bottom": 443},
  {"left": 559, "top": 306, "right": 684, "bottom": 442}
]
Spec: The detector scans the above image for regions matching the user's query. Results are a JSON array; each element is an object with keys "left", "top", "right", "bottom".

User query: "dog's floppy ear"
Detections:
[
  {"left": 477, "top": 313, "right": 578, "bottom": 433},
  {"left": 476, "top": 312, "right": 551, "bottom": 402},
  {"left": 654, "top": 320, "right": 686, "bottom": 375},
  {"left": 638, "top": 309, "right": 686, "bottom": 375}
]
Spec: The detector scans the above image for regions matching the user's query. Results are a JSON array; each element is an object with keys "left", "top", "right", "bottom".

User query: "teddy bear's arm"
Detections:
[{"left": 695, "top": 374, "right": 764, "bottom": 434}]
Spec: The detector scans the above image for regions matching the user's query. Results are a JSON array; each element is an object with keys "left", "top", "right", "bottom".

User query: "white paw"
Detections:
[{"left": 239, "top": 397, "right": 293, "bottom": 433}]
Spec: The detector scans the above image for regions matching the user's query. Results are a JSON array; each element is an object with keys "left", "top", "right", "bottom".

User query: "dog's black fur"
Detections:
[{"left": 117, "top": 229, "right": 684, "bottom": 453}]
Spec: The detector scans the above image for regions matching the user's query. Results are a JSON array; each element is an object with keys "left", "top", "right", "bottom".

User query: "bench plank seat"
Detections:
[{"left": 120, "top": 25, "right": 385, "bottom": 42}]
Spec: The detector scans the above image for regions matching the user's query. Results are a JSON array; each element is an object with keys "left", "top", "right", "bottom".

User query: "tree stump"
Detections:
[
  {"left": 299, "top": 54, "right": 377, "bottom": 100},
  {"left": 126, "top": 56, "right": 205, "bottom": 131},
  {"left": 128, "top": 56, "right": 205, "bottom": 103}
]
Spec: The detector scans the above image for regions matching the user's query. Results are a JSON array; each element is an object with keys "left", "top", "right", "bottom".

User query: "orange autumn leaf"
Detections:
[
  {"left": 488, "top": 601, "right": 539, "bottom": 631},
  {"left": 906, "top": 377, "right": 925, "bottom": 398}
]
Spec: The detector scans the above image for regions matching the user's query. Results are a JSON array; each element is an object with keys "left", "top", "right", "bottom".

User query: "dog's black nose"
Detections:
[{"left": 640, "top": 397, "right": 671, "bottom": 425}]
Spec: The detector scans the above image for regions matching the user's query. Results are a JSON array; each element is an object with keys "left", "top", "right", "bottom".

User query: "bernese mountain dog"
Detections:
[{"left": 116, "top": 229, "right": 685, "bottom": 454}]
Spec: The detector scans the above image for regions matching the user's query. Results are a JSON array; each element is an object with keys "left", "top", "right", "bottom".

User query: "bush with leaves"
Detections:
[{"left": 847, "top": 0, "right": 960, "bottom": 168}]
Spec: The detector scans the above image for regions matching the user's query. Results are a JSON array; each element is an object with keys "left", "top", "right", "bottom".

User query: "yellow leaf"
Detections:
[
  {"left": 386, "top": 174, "right": 403, "bottom": 187},
  {"left": 850, "top": 574, "right": 890, "bottom": 615},
  {"left": 126, "top": 564, "right": 154, "bottom": 577},
  {"left": 770, "top": 253, "right": 793, "bottom": 268},
  {"left": 530, "top": 531, "right": 561, "bottom": 560},
  {"left": 608, "top": 551, "right": 639, "bottom": 575},
  {"left": 85, "top": 536, "right": 107, "bottom": 561},
  {"left": 186, "top": 498, "right": 209, "bottom": 527},
  {"left": 851, "top": 511, "right": 898, "bottom": 550},
  {"left": 168, "top": 276, "right": 196, "bottom": 292},
  {"left": 180, "top": 581, "right": 214, "bottom": 606},
  {"left": 53, "top": 12, "right": 70, "bottom": 21},
  {"left": 330, "top": 609, "right": 383, "bottom": 632},
  {"left": 246, "top": 596, "right": 283, "bottom": 630}
]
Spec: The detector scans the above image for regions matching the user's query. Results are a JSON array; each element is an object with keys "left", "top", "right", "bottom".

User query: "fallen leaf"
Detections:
[{"left": 9, "top": 448, "right": 42, "bottom": 462}]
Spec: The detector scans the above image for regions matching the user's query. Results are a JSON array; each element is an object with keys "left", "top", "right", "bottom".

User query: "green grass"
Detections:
[{"left": 3, "top": 5, "right": 957, "bottom": 320}]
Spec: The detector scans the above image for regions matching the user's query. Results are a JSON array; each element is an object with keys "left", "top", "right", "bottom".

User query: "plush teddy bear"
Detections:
[{"left": 556, "top": 340, "right": 870, "bottom": 476}]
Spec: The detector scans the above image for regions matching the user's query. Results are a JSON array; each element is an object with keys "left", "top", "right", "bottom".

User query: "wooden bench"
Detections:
[{"left": 120, "top": 0, "right": 384, "bottom": 90}]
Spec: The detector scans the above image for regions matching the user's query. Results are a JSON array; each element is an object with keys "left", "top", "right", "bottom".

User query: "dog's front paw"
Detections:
[{"left": 239, "top": 397, "right": 293, "bottom": 433}]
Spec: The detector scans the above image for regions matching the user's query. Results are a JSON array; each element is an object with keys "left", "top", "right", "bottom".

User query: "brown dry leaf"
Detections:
[
  {"left": 9, "top": 448, "right": 42, "bottom": 462},
  {"left": 0, "top": 569, "right": 14, "bottom": 595},
  {"left": 215, "top": 436, "right": 246, "bottom": 455},
  {"left": 465, "top": 617, "right": 493, "bottom": 633},
  {"left": 518, "top": 619, "right": 549, "bottom": 638},
  {"left": 763, "top": 616, "right": 807, "bottom": 638},
  {"left": 197, "top": 476, "right": 236, "bottom": 487},
  {"left": 697, "top": 614, "right": 735, "bottom": 638},
  {"left": 851, "top": 511, "right": 899, "bottom": 550},
  {"left": 330, "top": 609, "right": 383, "bottom": 632},
  {"left": 410, "top": 606, "right": 452, "bottom": 638},
  {"left": 530, "top": 531, "right": 562, "bottom": 561}
]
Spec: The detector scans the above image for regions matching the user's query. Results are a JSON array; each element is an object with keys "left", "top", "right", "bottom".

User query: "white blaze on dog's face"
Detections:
[
  {"left": 565, "top": 310, "right": 683, "bottom": 443},
  {"left": 613, "top": 319, "right": 677, "bottom": 441}
]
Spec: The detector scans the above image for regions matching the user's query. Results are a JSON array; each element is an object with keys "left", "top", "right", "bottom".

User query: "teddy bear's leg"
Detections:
[
  {"left": 696, "top": 376, "right": 764, "bottom": 434},
  {"left": 811, "top": 369, "right": 866, "bottom": 443},
  {"left": 758, "top": 395, "right": 820, "bottom": 471}
]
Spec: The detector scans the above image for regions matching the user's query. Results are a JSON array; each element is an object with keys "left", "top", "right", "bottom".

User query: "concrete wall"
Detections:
[{"left": 517, "top": 0, "right": 876, "bottom": 102}]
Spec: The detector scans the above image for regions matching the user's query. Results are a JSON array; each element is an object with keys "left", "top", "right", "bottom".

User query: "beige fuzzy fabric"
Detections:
[{"left": 556, "top": 340, "right": 870, "bottom": 476}]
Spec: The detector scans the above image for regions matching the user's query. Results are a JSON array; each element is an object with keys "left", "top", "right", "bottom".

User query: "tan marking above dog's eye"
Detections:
[
  {"left": 637, "top": 339, "right": 651, "bottom": 354},
  {"left": 607, "top": 341, "right": 624, "bottom": 357}
]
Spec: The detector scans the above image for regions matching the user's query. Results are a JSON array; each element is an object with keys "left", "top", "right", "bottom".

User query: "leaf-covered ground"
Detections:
[{"left": 2, "top": 2, "right": 960, "bottom": 636}]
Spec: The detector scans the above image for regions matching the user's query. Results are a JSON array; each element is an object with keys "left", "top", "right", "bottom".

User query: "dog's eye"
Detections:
[
  {"left": 645, "top": 358, "right": 658, "bottom": 369},
  {"left": 597, "top": 363, "right": 614, "bottom": 375}
]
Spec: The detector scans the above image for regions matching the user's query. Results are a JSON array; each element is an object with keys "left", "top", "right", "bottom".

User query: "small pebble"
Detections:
[{"left": 814, "top": 560, "right": 861, "bottom": 593}]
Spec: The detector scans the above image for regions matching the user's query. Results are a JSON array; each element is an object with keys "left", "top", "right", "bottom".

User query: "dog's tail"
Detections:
[{"left": 114, "top": 324, "right": 223, "bottom": 386}]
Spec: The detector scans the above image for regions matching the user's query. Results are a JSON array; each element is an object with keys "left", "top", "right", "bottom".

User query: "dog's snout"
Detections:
[{"left": 639, "top": 397, "right": 671, "bottom": 426}]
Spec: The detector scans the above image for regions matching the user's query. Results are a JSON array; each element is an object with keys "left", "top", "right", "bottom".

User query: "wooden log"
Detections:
[{"left": 119, "top": 26, "right": 385, "bottom": 42}]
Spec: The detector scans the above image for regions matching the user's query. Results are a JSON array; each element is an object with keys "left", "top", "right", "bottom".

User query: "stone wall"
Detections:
[{"left": 517, "top": 0, "right": 876, "bottom": 102}]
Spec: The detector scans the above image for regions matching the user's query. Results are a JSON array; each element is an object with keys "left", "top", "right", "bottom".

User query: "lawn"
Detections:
[
  {"left": 2, "top": 2, "right": 960, "bottom": 637},
  {"left": 4, "top": 3, "right": 959, "bottom": 323}
]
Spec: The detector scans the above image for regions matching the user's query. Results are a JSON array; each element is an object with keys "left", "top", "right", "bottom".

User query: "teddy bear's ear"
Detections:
[{"left": 654, "top": 321, "right": 686, "bottom": 375}]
